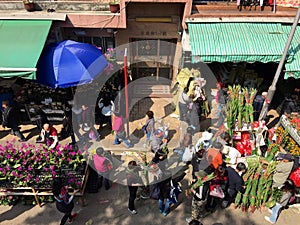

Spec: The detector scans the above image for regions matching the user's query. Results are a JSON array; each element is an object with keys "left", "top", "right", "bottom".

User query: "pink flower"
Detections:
[
  {"left": 11, "top": 171, "right": 17, "bottom": 176},
  {"left": 69, "top": 151, "right": 76, "bottom": 156}
]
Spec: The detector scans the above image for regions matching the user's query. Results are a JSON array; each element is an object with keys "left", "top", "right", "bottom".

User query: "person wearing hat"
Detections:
[
  {"left": 186, "top": 170, "right": 211, "bottom": 223},
  {"left": 221, "top": 145, "right": 241, "bottom": 165},
  {"left": 265, "top": 179, "right": 296, "bottom": 224},
  {"left": 150, "top": 129, "right": 167, "bottom": 154},
  {"left": 195, "top": 131, "right": 213, "bottom": 152},
  {"left": 272, "top": 153, "right": 294, "bottom": 188}
]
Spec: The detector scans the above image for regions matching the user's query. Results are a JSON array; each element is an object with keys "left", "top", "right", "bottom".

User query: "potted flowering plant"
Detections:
[
  {"left": 23, "top": 0, "right": 35, "bottom": 12},
  {"left": 0, "top": 140, "right": 87, "bottom": 198},
  {"left": 103, "top": 47, "right": 121, "bottom": 76},
  {"left": 109, "top": 0, "right": 120, "bottom": 13}
]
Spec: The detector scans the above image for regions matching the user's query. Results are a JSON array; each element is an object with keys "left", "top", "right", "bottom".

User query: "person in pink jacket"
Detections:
[{"left": 112, "top": 110, "right": 132, "bottom": 148}]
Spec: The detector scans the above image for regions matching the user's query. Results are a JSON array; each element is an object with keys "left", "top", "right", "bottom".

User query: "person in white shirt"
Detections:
[
  {"left": 195, "top": 131, "right": 213, "bottom": 152},
  {"left": 222, "top": 145, "right": 241, "bottom": 165}
]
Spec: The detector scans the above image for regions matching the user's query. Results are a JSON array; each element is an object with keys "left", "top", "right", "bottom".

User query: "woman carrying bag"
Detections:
[{"left": 52, "top": 178, "right": 78, "bottom": 225}]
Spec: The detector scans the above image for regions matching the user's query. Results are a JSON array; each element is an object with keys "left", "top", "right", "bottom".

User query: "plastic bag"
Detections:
[
  {"left": 182, "top": 146, "right": 195, "bottom": 162},
  {"left": 89, "top": 129, "right": 97, "bottom": 140}
]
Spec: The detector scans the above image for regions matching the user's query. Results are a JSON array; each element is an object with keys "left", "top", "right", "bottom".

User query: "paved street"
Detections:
[{"left": 1, "top": 98, "right": 300, "bottom": 225}]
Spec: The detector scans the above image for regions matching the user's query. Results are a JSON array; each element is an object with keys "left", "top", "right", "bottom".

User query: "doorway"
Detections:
[{"left": 129, "top": 39, "right": 177, "bottom": 82}]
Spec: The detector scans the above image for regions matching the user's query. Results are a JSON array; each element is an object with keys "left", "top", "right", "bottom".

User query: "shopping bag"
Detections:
[
  {"left": 89, "top": 129, "right": 97, "bottom": 140},
  {"left": 182, "top": 146, "right": 195, "bottom": 162},
  {"left": 209, "top": 185, "right": 225, "bottom": 199}
]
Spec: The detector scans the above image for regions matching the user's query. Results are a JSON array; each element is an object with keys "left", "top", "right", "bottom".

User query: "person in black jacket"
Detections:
[
  {"left": 281, "top": 94, "right": 298, "bottom": 116},
  {"left": 222, "top": 162, "right": 246, "bottom": 208},
  {"left": 126, "top": 160, "right": 142, "bottom": 215},
  {"left": 1, "top": 100, "right": 26, "bottom": 141},
  {"left": 158, "top": 169, "right": 186, "bottom": 217}
]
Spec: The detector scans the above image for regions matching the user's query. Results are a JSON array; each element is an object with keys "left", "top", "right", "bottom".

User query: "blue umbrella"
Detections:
[{"left": 37, "top": 40, "right": 108, "bottom": 89}]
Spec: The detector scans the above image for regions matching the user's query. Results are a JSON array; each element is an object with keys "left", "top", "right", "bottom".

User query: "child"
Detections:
[{"left": 264, "top": 179, "right": 296, "bottom": 224}]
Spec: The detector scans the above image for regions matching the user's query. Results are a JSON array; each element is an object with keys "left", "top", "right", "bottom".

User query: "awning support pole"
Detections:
[
  {"left": 259, "top": 6, "right": 300, "bottom": 121},
  {"left": 124, "top": 48, "right": 130, "bottom": 138}
]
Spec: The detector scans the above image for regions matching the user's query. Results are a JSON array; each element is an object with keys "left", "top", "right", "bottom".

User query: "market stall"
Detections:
[{"left": 0, "top": 141, "right": 89, "bottom": 207}]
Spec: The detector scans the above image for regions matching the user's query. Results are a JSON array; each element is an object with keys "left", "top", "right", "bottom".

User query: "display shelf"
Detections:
[
  {"left": 25, "top": 104, "right": 65, "bottom": 123},
  {"left": 280, "top": 115, "right": 300, "bottom": 146},
  {"left": 0, "top": 163, "right": 90, "bottom": 207}
]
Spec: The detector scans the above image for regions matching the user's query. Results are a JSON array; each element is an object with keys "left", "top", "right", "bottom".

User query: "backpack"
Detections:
[{"left": 150, "top": 183, "right": 160, "bottom": 200}]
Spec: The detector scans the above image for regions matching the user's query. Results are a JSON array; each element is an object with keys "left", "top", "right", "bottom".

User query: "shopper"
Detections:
[
  {"left": 215, "top": 82, "right": 227, "bottom": 127},
  {"left": 206, "top": 165, "right": 227, "bottom": 213},
  {"left": 93, "top": 147, "right": 113, "bottom": 190},
  {"left": 281, "top": 94, "right": 299, "bottom": 117},
  {"left": 272, "top": 153, "right": 294, "bottom": 188},
  {"left": 141, "top": 110, "right": 155, "bottom": 147},
  {"left": 98, "top": 97, "right": 113, "bottom": 128},
  {"left": 150, "top": 129, "right": 167, "bottom": 153},
  {"left": 81, "top": 104, "right": 100, "bottom": 141},
  {"left": 52, "top": 178, "right": 78, "bottom": 225},
  {"left": 112, "top": 110, "right": 132, "bottom": 148},
  {"left": 40, "top": 123, "right": 59, "bottom": 149},
  {"left": 178, "top": 87, "right": 190, "bottom": 123},
  {"left": 1, "top": 100, "right": 26, "bottom": 142},
  {"left": 189, "top": 219, "right": 204, "bottom": 225},
  {"left": 264, "top": 179, "right": 296, "bottom": 224},
  {"left": 158, "top": 169, "right": 185, "bottom": 217},
  {"left": 253, "top": 91, "right": 269, "bottom": 121},
  {"left": 126, "top": 160, "right": 142, "bottom": 214},
  {"left": 195, "top": 131, "right": 213, "bottom": 152},
  {"left": 221, "top": 162, "right": 246, "bottom": 208},
  {"left": 186, "top": 171, "right": 210, "bottom": 223}
]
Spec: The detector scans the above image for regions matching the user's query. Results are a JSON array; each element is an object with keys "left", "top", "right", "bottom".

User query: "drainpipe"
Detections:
[{"left": 259, "top": 6, "right": 300, "bottom": 121}]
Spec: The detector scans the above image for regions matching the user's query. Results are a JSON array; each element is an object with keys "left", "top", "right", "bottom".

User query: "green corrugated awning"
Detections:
[
  {"left": 283, "top": 25, "right": 300, "bottom": 79},
  {"left": 0, "top": 20, "right": 52, "bottom": 80},
  {"left": 188, "top": 23, "right": 291, "bottom": 64}
]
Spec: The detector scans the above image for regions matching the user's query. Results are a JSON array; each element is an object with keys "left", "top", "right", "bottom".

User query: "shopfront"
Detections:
[
  {"left": 116, "top": 2, "right": 184, "bottom": 84},
  {"left": 185, "top": 22, "right": 300, "bottom": 105},
  {"left": 0, "top": 20, "right": 52, "bottom": 80}
]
